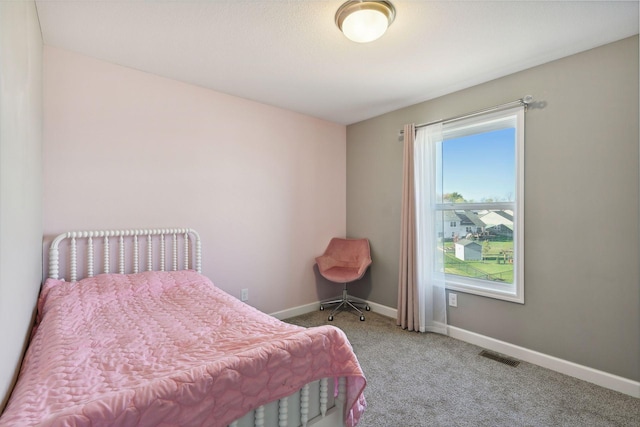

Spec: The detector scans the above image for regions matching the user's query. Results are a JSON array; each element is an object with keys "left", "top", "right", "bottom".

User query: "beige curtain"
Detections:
[{"left": 397, "top": 123, "right": 419, "bottom": 331}]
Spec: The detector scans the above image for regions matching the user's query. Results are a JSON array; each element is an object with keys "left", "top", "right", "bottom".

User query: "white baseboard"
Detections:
[
  {"left": 364, "top": 300, "right": 397, "bottom": 319},
  {"left": 270, "top": 302, "right": 321, "bottom": 320},
  {"left": 448, "top": 325, "right": 640, "bottom": 398}
]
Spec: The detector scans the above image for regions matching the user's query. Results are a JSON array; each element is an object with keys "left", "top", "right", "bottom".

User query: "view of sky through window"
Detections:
[{"left": 442, "top": 128, "right": 515, "bottom": 203}]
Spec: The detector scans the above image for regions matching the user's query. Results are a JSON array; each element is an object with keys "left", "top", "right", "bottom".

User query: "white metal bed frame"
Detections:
[{"left": 47, "top": 228, "right": 347, "bottom": 427}]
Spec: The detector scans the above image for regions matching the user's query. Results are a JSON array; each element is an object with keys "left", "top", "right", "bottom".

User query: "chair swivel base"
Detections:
[{"left": 319, "top": 287, "right": 370, "bottom": 321}]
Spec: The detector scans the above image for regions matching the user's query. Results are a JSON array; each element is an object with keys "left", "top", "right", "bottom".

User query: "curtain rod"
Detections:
[{"left": 399, "top": 95, "right": 533, "bottom": 135}]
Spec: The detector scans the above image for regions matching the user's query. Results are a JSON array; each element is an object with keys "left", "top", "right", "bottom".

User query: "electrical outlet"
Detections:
[
  {"left": 241, "top": 288, "right": 249, "bottom": 301},
  {"left": 448, "top": 293, "right": 458, "bottom": 307}
]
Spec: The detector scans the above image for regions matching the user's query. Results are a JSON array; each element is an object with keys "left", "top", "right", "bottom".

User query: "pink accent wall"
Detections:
[{"left": 43, "top": 46, "right": 346, "bottom": 314}]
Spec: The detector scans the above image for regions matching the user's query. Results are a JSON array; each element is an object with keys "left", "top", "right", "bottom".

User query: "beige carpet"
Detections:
[{"left": 284, "top": 309, "right": 640, "bottom": 427}]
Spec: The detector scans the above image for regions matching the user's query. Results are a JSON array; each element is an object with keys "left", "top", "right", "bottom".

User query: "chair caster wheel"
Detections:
[
  {"left": 365, "top": 306, "right": 371, "bottom": 311},
  {"left": 328, "top": 315, "right": 334, "bottom": 321},
  {"left": 359, "top": 315, "right": 365, "bottom": 321},
  {"left": 319, "top": 305, "right": 324, "bottom": 311}
]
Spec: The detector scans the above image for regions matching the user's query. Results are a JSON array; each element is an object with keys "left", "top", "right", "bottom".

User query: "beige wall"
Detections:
[
  {"left": 43, "top": 46, "right": 346, "bottom": 315},
  {"left": 347, "top": 36, "right": 639, "bottom": 381},
  {"left": 0, "top": 1, "right": 43, "bottom": 410}
]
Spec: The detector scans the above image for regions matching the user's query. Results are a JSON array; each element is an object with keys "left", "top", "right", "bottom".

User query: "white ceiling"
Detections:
[{"left": 35, "top": 0, "right": 639, "bottom": 125}]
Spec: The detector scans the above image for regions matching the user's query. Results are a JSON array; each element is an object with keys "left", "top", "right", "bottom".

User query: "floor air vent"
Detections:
[{"left": 479, "top": 350, "right": 520, "bottom": 367}]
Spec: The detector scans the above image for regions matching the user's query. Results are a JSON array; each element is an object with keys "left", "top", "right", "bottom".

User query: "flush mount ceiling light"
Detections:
[{"left": 335, "top": 1, "right": 396, "bottom": 43}]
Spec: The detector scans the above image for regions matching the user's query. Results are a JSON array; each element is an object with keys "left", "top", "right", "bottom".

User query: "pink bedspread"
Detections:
[{"left": 0, "top": 270, "right": 366, "bottom": 427}]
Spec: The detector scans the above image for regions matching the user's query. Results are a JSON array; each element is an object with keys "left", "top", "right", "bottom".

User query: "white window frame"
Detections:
[{"left": 437, "top": 106, "right": 525, "bottom": 304}]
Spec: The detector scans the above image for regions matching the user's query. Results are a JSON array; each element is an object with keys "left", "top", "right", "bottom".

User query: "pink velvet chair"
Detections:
[{"left": 315, "top": 237, "right": 372, "bottom": 321}]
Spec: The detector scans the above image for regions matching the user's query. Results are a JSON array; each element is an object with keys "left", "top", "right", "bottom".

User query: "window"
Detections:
[{"left": 427, "top": 106, "right": 525, "bottom": 303}]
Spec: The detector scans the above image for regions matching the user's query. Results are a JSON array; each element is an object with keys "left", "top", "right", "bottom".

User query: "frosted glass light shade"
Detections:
[
  {"left": 336, "top": 1, "right": 396, "bottom": 43},
  {"left": 342, "top": 9, "right": 388, "bottom": 43}
]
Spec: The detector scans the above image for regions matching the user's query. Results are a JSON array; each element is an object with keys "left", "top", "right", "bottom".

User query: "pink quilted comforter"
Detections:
[{"left": 0, "top": 270, "right": 366, "bottom": 427}]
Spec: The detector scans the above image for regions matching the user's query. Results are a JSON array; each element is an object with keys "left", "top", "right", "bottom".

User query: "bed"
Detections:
[{"left": 0, "top": 228, "right": 366, "bottom": 427}]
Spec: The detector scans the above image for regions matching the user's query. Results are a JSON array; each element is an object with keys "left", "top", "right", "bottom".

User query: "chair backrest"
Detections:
[{"left": 323, "top": 238, "right": 371, "bottom": 265}]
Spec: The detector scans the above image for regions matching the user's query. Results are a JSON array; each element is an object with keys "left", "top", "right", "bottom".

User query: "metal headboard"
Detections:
[{"left": 48, "top": 228, "right": 201, "bottom": 281}]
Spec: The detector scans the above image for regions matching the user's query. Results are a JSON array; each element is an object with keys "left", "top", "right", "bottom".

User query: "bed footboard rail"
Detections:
[
  {"left": 229, "top": 377, "right": 346, "bottom": 427},
  {"left": 49, "top": 228, "right": 201, "bottom": 281}
]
